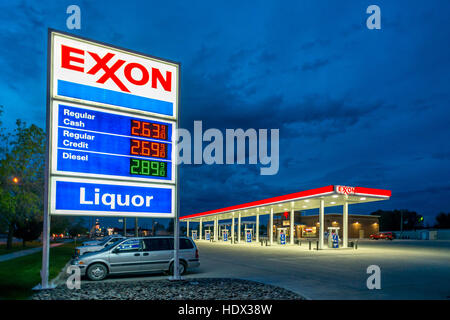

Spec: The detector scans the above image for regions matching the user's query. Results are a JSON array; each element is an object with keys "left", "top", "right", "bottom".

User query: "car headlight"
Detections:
[{"left": 72, "top": 259, "right": 84, "bottom": 265}]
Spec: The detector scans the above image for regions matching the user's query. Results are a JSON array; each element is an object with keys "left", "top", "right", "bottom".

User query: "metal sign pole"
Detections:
[
  {"left": 36, "top": 29, "right": 52, "bottom": 290},
  {"left": 40, "top": 205, "right": 51, "bottom": 289},
  {"left": 170, "top": 158, "right": 181, "bottom": 280},
  {"left": 170, "top": 64, "right": 181, "bottom": 281}
]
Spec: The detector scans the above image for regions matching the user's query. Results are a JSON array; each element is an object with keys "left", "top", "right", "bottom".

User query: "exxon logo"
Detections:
[
  {"left": 335, "top": 185, "right": 356, "bottom": 195},
  {"left": 61, "top": 44, "right": 172, "bottom": 93}
]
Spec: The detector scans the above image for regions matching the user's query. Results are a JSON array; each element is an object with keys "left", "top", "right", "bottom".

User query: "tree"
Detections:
[
  {"left": 0, "top": 109, "right": 46, "bottom": 249},
  {"left": 435, "top": 212, "right": 450, "bottom": 229},
  {"left": 50, "top": 216, "right": 70, "bottom": 235},
  {"left": 13, "top": 216, "right": 42, "bottom": 247},
  {"left": 68, "top": 221, "right": 88, "bottom": 238},
  {"left": 166, "top": 220, "right": 174, "bottom": 234},
  {"left": 371, "top": 209, "right": 424, "bottom": 231}
]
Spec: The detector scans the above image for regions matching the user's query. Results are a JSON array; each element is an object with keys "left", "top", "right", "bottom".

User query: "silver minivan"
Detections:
[
  {"left": 82, "top": 234, "right": 124, "bottom": 247},
  {"left": 71, "top": 236, "right": 200, "bottom": 281},
  {"left": 75, "top": 235, "right": 126, "bottom": 257}
]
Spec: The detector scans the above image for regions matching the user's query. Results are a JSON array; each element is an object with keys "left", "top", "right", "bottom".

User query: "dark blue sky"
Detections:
[{"left": 1, "top": 1, "right": 449, "bottom": 226}]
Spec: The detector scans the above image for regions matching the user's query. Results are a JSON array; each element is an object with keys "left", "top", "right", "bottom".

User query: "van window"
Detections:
[
  {"left": 116, "top": 239, "right": 141, "bottom": 253},
  {"left": 180, "top": 238, "right": 194, "bottom": 249},
  {"left": 144, "top": 238, "right": 171, "bottom": 251}
]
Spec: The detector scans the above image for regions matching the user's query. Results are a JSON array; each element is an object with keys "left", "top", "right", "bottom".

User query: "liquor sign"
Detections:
[{"left": 47, "top": 30, "right": 179, "bottom": 217}]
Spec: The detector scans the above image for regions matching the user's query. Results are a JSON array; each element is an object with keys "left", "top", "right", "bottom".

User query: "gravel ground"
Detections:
[{"left": 32, "top": 278, "right": 304, "bottom": 300}]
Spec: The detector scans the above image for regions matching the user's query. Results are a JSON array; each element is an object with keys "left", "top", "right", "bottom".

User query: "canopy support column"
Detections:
[
  {"left": 270, "top": 207, "right": 274, "bottom": 245},
  {"left": 231, "top": 212, "right": 235, "bottom": 243},
  {"left": 256, "top": 208, "right": 260, "bottom": 243},
  {"left": 238, "top": 212, "right": 241, "bottom": 243},
  {"left": 319, "top": 199, "right": 324, "bottom": 249},
  {"left": 290, "top": 202, "right": 295, "bottom": 244},
  {"left": 214, "top": 216, "right": 218, "bottom": 241},
  {"left": 199, "top": 218, "right": 202, "bottom": 240},
  {"left": 186, "top": 220, "right": 189, "bottom": 237},
  {"left": 343, "top": 200, "right": 348, "bottom": 248}
]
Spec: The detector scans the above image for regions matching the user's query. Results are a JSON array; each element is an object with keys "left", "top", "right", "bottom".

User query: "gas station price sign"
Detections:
[
  {"left": 47, "top": 30, "right": 179, "bottom": 218},
  {"left": 51, "top": 101, "right": 175, "bottom": 183},
  {"left": 40, "top": 29, "right": 181, "bottom": 291}
]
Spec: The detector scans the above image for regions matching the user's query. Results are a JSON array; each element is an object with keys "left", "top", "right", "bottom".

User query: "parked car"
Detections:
[
  {"left": 71, "top": 236, "right": 200, "bottom": 281},
  {"left": 369, "top": 232, "right": 393, "bottom": 240},
  {"left": 82, "top": 234, "right": 123, "bottom": 246},
  {"left": 74, "top": 235, "right": 126, "bottom": 257}
]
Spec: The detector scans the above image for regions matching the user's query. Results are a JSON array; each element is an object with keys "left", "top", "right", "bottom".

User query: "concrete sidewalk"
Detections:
[{"left": 0, "top": 243, "right": 64, "bottom": 262}]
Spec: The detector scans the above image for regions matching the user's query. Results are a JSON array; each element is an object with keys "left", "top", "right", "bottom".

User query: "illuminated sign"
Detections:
[
  {"left": 51, "top": 101, "right": 175, "bottom": 183},
  {"left": 51, "top": 177, "right": 174, "bottom": 217},
  {"left": 47, "top": 30, "right": 179, "bottom": 217},
  {"left": 335, "top": 185, "right": 356, "bottom": 195},
  {"left": 52, "top": 33, "right": 177, "bottom": 117}
]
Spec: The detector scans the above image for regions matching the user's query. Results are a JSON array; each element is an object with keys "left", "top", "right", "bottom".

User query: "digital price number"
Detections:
[
  {"left": 130, "top": 158, "right": 167, "bottom": 177},
  {"left": 131, "top": 120, "right": 168, "bottom": 140},
  {"left": 129, "top": 119, "right": 169, "bottom": 178},
  {"left": 130, "top": 139, "right": 167, "bottom": 158}
]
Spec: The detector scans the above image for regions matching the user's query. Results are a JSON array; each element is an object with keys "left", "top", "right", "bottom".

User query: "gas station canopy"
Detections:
[{"left": 180, "top": 185, "right": 391, "bottom": 222}]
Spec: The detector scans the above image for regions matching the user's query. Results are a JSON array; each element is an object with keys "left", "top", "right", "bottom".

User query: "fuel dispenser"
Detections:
[
  {"left": 277, "top": 227, "right": 288, "bottom": 245},
  {"left": 205, "top": 229, "right": 211, "bottom": 241},
  {"left": 222, "top": 229, "right": 229, "bottom": 241},
  {"left": 279, "top": 229, "right": 286, "bottom": 245},
  {"left": 245, "top": 228, "right": 253, "bottom": 243},
  {"left": 191, "top": 230, "right": 197, "bottom": 240},
  {"left": 327, "top": 227, "right": 340, "bottom": 248}
]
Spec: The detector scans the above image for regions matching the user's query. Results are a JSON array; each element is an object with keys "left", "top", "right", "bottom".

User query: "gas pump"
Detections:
[
  {"left": 327, "top": 227, "right": 340, "bottom": 248},
  {"left": 222, "top": 229, "right": 229, "bottom": 241},
  {"left": 191, "top": 230, "right": 197, "bottom": 240},
  {"left": 277, "top": 227, "right": 288, "bottom": 244},
  {"left": 279, "top": 229, "right": 286, "bottom": 245},
  {"left": 205, "top": 229, "right": 211, "bottom": 241},
  {"left": 245, "top": 228, "right": 252, "bottom": 243}
]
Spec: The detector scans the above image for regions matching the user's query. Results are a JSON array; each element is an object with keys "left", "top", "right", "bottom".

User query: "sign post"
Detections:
[{"left": 39, "top": 29, "right": 180, "bottom": 288}]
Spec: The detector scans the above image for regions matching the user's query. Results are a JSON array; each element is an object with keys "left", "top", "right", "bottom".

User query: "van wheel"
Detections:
[
  {"left": 87, "top": 263, "right": 108, "bottom": 281},
  {"left": 169, "top": 261, "right": 187, "bottom": 276}
]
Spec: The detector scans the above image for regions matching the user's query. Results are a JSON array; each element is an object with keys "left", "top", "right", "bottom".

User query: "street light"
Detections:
[{"left": 12, "top": 176, "right": 19, "bottom": 184}]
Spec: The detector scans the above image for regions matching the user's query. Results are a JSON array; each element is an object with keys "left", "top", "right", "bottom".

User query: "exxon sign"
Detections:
[
  {"left": 335, "top": 185, "right": 356, "bottom": 195},
  {"left": 51, "top": 33, "right": 178, "bottom": 117}
]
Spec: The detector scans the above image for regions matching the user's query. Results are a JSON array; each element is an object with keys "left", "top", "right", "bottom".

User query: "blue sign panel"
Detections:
[
  {"left": 246, "top": 230, "right": 252, "bottom": 243},
  {"left": 53, "top": 103, "right": 174, "bottom": 182},
  {"left": 223, "top": 231, "right": 228, "bottom": 241},
  {"left": 58, "top": 80, "right": 174, "bottom": 116},
  {"left": 52, "top": 178, "right": 173, "bottom": 217}
]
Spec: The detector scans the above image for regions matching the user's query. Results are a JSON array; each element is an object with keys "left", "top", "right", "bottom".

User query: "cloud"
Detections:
[{"left": 301, "top": 58, "right": 330, "bottom": 71}]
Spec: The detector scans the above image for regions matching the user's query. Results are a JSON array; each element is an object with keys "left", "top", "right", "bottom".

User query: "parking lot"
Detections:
[{"left": 82, "top": 239, "right": 450, "bottom": 300}]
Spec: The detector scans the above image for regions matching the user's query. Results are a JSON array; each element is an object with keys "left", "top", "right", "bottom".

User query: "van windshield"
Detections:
[
  {"left": 100, "top": 239, "right": 124, "bottom": 252},
  {"left": 98, "top": 236, "right": 114, "bottom": 246}
]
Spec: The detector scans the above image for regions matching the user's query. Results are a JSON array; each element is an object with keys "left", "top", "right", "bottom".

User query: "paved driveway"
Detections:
[
  {"left": 0, "top": 243, "right": 64, "bottom": 262},
  {"left": 83, "top": 240, "right": 450, "bottom": 300}
]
